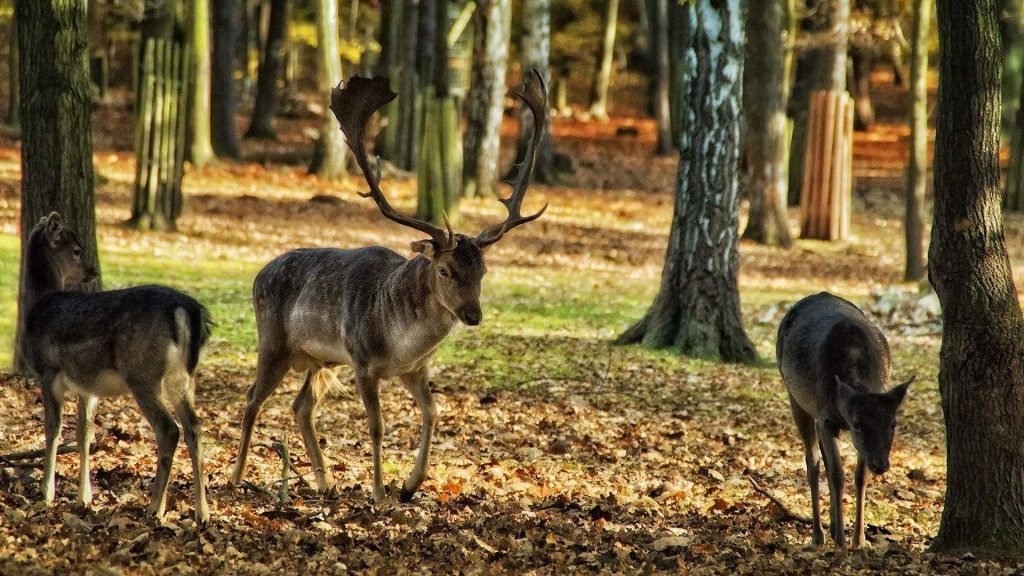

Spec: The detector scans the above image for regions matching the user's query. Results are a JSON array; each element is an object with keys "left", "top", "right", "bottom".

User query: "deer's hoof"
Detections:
[{"left": 399, "top": 486, "right": 415, "bottom": 503}]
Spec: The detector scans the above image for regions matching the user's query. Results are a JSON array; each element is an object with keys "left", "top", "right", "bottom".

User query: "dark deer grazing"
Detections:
[
  {"left": 20, "top": 213, "right": 212, "bottom": 524},
  {"left": 777, "top": 292, "right": 912, "bottom": 548},
  {"left": 230, "top": 71, "right": 548, "bottom": 502}
]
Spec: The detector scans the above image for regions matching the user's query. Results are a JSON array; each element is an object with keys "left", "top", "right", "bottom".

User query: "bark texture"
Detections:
[
  {"left": 930, "top": 0, "right": 1024, "bottom": 558},
  {"left": 742, "top": 0, "right": 793, "bottom": 247},
  {"left": 15, "top": 0, "right": 100, "bottom": 371},
  {"left": 211, "top": 0, "right": 241, "bottom": 159},
  {"left": 616, "top": 0, "right": 756, "bottom": 364},
  {"left": 463, "top": 0, "right": 511, "bottom": 198},
  {"left": 246, "top": 0, "right": 288, "bottom": 139},
  {"left": 904, "top": 0, "right": 929, "bottom": 281}
]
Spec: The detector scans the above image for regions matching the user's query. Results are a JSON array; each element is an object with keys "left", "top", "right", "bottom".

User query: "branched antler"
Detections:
[
  {"left": 330, "top": 76, "right": 454, "bottom": 249},
  {"left": 475, "top": 69, "right": 549, "bottom": 248}
]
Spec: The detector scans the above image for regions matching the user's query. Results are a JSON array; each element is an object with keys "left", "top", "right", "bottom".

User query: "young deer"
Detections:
[
  {"left": 777, "top": 292, "right": 912, "bottom": 548},
  {"left": 20, "top": 213, "right": 212, "bottom": 524},
  {"left": 230, "top": 72, "right": 548, "bottom": 502}
]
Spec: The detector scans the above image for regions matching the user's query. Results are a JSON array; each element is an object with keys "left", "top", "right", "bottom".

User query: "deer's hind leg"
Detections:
[
  {"left": 76, "top": 394, "right": 98, "bottom": 506},
  {"left": 40, "top": 372, "right": 66, "bottom": 505},
  {"left": 399, "top": 367, "right": 435, "bottom": 502},
  {"left": 130, "top": 381, "right": 180, "bottom": 518},
  {"left": 171, "top": 382, "right": 209, "bottom": 525},
  {"left": 231, "top": 347, "right": 290, "bottom": 486},
  {"left": 293, "top": 369, "right": 336, "bottom": 494}
]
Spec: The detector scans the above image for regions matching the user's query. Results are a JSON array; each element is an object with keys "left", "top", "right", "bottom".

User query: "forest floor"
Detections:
[{"left": 3, "top": 72, "right": 1024, "bottom": 574}]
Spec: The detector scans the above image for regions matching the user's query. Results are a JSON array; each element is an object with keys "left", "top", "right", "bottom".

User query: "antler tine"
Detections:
[
  {"left": 330, "top": 76, "right": 452, "bottom": 248},
  {"left": 475, "top": 69, "right": 550, "bottom": 248}
]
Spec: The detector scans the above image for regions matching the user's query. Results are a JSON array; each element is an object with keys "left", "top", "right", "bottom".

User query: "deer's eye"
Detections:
[
  {"left": 439, "top": 267, "right": 451, "bottom": 279},
  {"left": 72, "top": 247, "right": 82, "bottom": 258}
]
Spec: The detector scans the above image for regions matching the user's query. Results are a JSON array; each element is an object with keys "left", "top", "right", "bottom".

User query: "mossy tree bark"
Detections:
[
  {"left": 742, "top": 0, "right": 793, "bottom": 248},
  {"left": 463, "top": 0, "right": 511, "bottom": 198},
  {"left": 15, "top": 0, "right": 99, "bottom": 371},
  {"left": 616, "top": 0, "right": 757, "bottom": 364},
  {"left": 245, "top": 0, "right": 288, "bottom": 139},
  {"left": 904, "top": 0, "right": 929, "bottom": 281},
  {"left": 930, "top": 0, "right": 1024, "bottom": 558}
]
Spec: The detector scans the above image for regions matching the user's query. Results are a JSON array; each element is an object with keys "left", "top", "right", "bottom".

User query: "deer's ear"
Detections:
[
  {"left": 45, "top": 212, "right": 65, "bottom": 245},
  {"left": 835, "top": 375, "right": 858, "bottom": 405},
  {"left": 410, "top": 239, "right": 436, "bottom": 258},
  {"left": 885, "top": 378, "right": 912, "bottom": 407}
]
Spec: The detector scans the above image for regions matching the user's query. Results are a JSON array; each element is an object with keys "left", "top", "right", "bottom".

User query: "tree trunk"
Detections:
[
  {"left": 308, "top": 0, "right": 347, "bottom": 179},
  {"left": 667, "top": 2, "right": 688, "bottom": 148},
  {"left": 650, "top": 0, "right": 672, "bottom": 155},
  {"left": 742, "top": 0, "right": 793, "bottom": 248},
  {"left": 378, "top": 0, "right": 421, "bottom": 170},
  {"left": 1000, "top": 0, "right": 1024, "bottom": 139},
  {"left": 904, "top": 0, "right": 929, "bottom": 281},
  {"left": 849, "top": 45, "right": 875, "bottom": 131},
  {"left": 463, "top": 0, "right": 511, "bottom": 198},
  {"left": 617, "top": 0, "right": 757, "bottom": 364},
  {"left": 15, "top": 0, "right": 100, "bottom": 372},
  {"left": 416, "top": 0, "right": 461, "bottom": 224},
  {"left": 190, "top": 0, "right": 214, "bottom": 167},
  {"left": 588, "top": 0, "right": 619, "bottom": 119},
  {"left": 7, "top": 1, "right": 19, "bottom": 129},
  {"left": 930, "top": 0, "right": 1024, "bottom": 558},
  {"left": 245, "top": 0, "right": 288, "bottom": 139},
  {"left": 788, "top": 0, "right": 849, "bottom": 206},
  {"left": 513, "top": 0, "right": 556, "bottom": 184},
  {"left": 211, "top": 0, "right": 241, "bottom": 159}
]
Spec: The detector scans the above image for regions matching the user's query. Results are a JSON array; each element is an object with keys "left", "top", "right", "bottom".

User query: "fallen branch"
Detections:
[
  {"left": 1, "top": 442, "right": 77, "bottom": 463},
  {"left": 747, "top": 477, "right": 812, "bottom": 525},
  {"left": 272, "top": 440, "right": 291, "bottom": 505}
]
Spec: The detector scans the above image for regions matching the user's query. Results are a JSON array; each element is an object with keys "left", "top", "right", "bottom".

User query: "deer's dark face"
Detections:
[
  {"left": 842, "top": 382, "right": 910, "bottom": 475},
  {"left": 413, "top": 236, "right": 487, "bottom": 326},
  {"left": 42, "top": 213, "right": 97, "bottom": 286}
]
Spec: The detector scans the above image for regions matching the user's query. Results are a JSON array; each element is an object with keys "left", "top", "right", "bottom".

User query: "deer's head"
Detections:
[
  {"left": 836, "top": 375, "right": 913, "bottom": 475},
  {"left": 32, "top": 212, "right": 97, "bottom": 287},
  {"left": 331, "top": 72, "right": 548, "bottom": 327}
]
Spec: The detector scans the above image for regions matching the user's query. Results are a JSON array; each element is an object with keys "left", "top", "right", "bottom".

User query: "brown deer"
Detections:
[
  {"left": 20, "top": 213, "right": 211, "bottom": 524},
  {"left": 777, "top": 292, "right": 912, "bottom": 547},
  {"left": 230, "top": 71, "right": 548, "bottom": 502}
]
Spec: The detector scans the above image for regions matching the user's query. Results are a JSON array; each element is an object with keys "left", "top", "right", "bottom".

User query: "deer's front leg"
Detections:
[
  {"left": 76, "top": 395, "right": 98, "bottom": 506},
  {"left": 356, "top": 372, "right": 385, "bottom": 502},
  {"left": 853, "top": 456, "right": 868, "bottom": 547},
  {"left": 817, "top": 423, "right": 846, "bottom": 548},
  {"left": 399, "top": 367, "right": 435, "bottom": 502}
]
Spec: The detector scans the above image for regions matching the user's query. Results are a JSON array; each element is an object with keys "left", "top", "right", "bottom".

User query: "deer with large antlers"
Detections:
[{"left": 230, "top": 71, "right": 548, "bottom": 502}]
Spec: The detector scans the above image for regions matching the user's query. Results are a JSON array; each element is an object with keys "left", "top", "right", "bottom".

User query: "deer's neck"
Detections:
[
  {"left": 381, "top": 256, "right": 457, "bottom": 334},
  {"left": 22, "top": 231, "right": 62, "bottom": 312}
]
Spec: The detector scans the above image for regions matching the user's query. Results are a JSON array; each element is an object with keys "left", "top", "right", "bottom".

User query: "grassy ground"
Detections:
[{"left": 2, "top": 80, "right": 1024, "bottom": 573}]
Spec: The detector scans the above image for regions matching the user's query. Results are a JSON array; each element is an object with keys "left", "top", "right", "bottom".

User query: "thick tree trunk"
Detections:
[
  {"left": 246, "top": 0, "right": 288, "bottom": 139},
  {"left": 211, "top": 0, "right": 241, "bottom": 159},
  {"left": 416, "top": 0, "right": 460, "bottom": 224},
  {"left": 190, "top": 0, "right": 214, "bottom": 167},
  {"left": 463, "top": 0, "right": 511, "bottom": 198},
  {"left": 588, "top": 0, "right": 619, "bottom": 119},
  {"left": 309, "top": 0, "right": 347, "bottom": 179},
  {"left": 513, "top": 0, "right": 556, "bottom": 184},
  {"left": 378, "top": 0, "right": 421, "bottom": 170},
  {"left": 617, "top": 0, "right": 757, "bottom": 364},
  {"left": 904, "top": 0, "right": 929, "bottom": 281},
  {"left": 650, "top": 0, "right": 672, "bottom": 155},
  {"left": 15, "top": 0, "right": 99, "bottom": 372},
  {"left": 1000, "top": 0, "right": 1024, "bottom": 139},
  {"left": 7, "top": 1, "right": 18, "bottom": 129},
  {"left": 742, "top": 0, "right": 793, "bottom": 248},
  {"left": 930, "top": 0, "right": 1024, "bottom": 558},
  {"left": 788, "top": 0, "right": 849, "bottom": 206}
]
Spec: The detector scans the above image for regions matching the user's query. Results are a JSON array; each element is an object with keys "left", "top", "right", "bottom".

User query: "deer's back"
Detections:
[
  {"left": 252, "top": 246, "right": 411, "bottom": 367},
  {"left": 777, "top": 292, "right": 892, "bottom": 418},
  {"left": 23, "top": 285, "right": 210, "bottom": 389}
]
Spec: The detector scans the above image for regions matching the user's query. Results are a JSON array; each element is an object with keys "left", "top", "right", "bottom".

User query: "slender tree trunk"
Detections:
[
  {"left": 463, "top": 0, "right": 511, "bottom": 198},
  {"left": 1000, "top": 0, "right": 1024, "bottom": 139},
  {"left": 651, "top": 0, "right": 672, "bottom": 155},
  {"left": 211, "top": 0, "right": 241, "bottom": 159},
  {"left": 849, "top": 45, "right": 875, "bottom": 130},
  {"left": 15, "top": 0, "right": 99, "bottom": 372},
  {"left": 930, "top": 0, "right": 1024, "bottom": 558},
  {"left": 742, "top": 0, "right": 793, "bottom": 247},
  {"left": 788, "top": 0, "right": 849, "bottom": 206},
  {"left": 416, "top": 0, "right": 461, "bottom": 224},
  {"left": 617, "top": 0, "right": 757, "bottom": 364},
  {"left": 245, "top": 0, "right": 288, "bottom": 139},
  {"left": 7, "top": 1, "right": 19, "bottom": 129},
  {"left": 309, "top": 0, "right": 347, "bottom": 179},
  {"left": 588, "top": 0, "right": 619, "bottom": 119},
  {"left": 190, "top": 0, "right": 214, "bottom": 167},
  {"left": 514, "top": 0, "right": 556, "bottom": 183},
  {"left": 904, "top": 0, "right": 929, "bottom": 281},
  {"left": 667, "top": 2, "right": 688, "bottom": 148}
]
